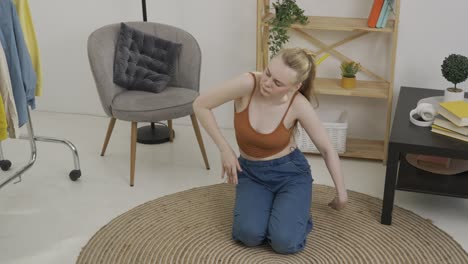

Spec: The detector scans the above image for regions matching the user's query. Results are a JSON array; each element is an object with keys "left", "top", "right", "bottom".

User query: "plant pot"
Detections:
[
  {"left": 444, "top": 87, "right": 465, "bottom": 102},
  {"left": 341, "top": 77, "right": 356, "bottom": 89}
]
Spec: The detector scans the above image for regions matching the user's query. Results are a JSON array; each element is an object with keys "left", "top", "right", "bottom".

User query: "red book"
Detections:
[
  {"left": 367, "top": 0, "right": 385, "bottom": 28},
  {"left": 416, "top": 155, "right": 451, "bottom": 169}
]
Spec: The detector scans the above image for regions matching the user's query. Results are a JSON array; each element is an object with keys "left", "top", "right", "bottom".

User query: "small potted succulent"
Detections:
[
  {"left": 441, "top": 54, "right": 468, "bottom": 102},
  {"left": 340, "top": 61, "right": 361, "bottom": 89}
]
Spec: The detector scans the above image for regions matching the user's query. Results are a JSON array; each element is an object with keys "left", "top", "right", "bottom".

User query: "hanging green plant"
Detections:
[{"left": 268, "top": 0, "right": 308, "bottom": 57}]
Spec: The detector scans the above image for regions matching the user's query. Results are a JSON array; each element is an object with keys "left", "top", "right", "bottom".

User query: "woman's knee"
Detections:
[
  {"left": 268, "top": 229, "right": 305, "bottom": 254},
  {"left": 232, "top": 220, "right": 267, "bottom": 247}
]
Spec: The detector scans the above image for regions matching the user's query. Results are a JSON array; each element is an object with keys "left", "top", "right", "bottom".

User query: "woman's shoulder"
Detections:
[
  {"left": 291, "top": 92, "right": 316, "bottom": 114},
  {"left": 227, "top": 72, "right": 257, "bottom": 101},
  {"left": 250, "top": 71, "right": 262, "bottom": 75},
  {"left": 237, "top": 72, "right": 258, "bottom": 90},
  {"left": 249, "top": 71, "right": 262, "bottom": 79},
  {"left": 292, "top": 92, "right": 309, "bottom": 105}
]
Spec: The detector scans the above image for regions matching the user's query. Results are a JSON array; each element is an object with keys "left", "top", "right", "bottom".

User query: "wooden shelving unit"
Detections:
[
  {"left": 342, "top": 138, "right": 385, "bottom": 160},
  {"left": 256, "top": 0, "right": 400, "bottom": 162},
  {"left": 263, "top": 15, "right": 395, "bottom": 33},
  {"left": 315, "top": 78, "right": 389, "bottom": 99}
]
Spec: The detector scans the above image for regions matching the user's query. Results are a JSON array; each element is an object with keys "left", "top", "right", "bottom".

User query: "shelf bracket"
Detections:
[
  {"left": 293, "top": 28, "right": 387, "bottom": 83},
  {"left": 316, "top": 31, "right": 369, "bottom": 55}
]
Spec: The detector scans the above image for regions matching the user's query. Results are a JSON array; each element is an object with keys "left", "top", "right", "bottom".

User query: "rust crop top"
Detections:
[{"left": 234, "top": 72, "right": 298, "bottom": 158}]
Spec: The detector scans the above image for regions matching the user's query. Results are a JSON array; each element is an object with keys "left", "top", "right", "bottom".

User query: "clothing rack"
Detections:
[
  {"left": 0, "top": 1, "right": 81, "bottom": 190},
  {"left": 0, "top": 108, "right": 81, "bottom": 189}
]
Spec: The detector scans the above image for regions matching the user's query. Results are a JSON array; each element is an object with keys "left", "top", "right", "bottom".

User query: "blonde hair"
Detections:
[{"left": 275, "top": 48, "right": 318, "bottom": 108}]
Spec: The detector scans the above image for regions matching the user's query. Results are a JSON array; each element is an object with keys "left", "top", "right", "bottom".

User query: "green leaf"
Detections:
[{"left": 268, "top": 0, "right": 308, "bottom": 57}]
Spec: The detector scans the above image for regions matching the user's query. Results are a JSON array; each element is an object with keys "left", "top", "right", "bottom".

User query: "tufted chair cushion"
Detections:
[{"left": 113, "top": 23, "right": 182, "bottom": 93}]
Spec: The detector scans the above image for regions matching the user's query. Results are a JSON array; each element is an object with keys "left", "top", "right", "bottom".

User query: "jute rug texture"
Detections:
[{"left": 77, "top": 184, "right": 468, "bottom": 263}]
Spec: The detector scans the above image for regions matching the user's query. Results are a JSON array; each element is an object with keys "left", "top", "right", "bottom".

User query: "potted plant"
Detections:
[
  {"left": 268, "top": 0, "right": 308, "bottom": 56},
  {"left": 340, "top": 61, "right": 361, "bottom": 89},
  {"left": 441, "top": 54, "right": 468, "bottom": 102}
]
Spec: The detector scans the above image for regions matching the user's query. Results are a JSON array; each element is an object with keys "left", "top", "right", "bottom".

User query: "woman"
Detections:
[{"left": 193, "top": 48, "right": 347, "bottom": 254}]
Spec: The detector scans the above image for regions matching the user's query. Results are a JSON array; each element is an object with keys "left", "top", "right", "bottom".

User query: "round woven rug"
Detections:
[{"left": 77, "top": 184, "right": 468, "bottom": 264}]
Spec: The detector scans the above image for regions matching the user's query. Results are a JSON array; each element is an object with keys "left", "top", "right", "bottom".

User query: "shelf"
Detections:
[
  {"left": 341, "top": 138, "right": 384, "bottom": 160},
  {"left": 263, "top": 15, "right": 395, "bottom": 33},
  {"left": 314, "top": 78, "right": 389, "bottom": 99},
  {"left": 257, "top": 0, "right": 401, "bottom": 163},
  {"left": 396, "top": 157, "right": 468, "bottom": 198},
  {"left": 304, "top": 138, "right": 384, "bottom": 160}
]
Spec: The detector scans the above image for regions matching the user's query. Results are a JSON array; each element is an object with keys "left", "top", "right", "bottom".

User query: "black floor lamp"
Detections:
[
  {"left": 137, "top": 0, "right": 174, "bottom": 144},
  {"left": 142, "top": 0, "right": 147, "bottom": 22}
]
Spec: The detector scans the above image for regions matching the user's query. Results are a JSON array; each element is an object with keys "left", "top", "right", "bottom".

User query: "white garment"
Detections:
[{"left": 0, "top": 41, "right": 19, "bottom": 138}]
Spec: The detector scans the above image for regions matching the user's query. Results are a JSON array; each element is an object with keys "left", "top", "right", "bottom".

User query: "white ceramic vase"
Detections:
[{"left": 444, "top": 87, "right": 465, "bottom": 102}]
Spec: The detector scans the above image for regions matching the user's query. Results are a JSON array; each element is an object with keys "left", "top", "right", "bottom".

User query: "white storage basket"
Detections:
[{"left": 295, "top": 110, "right": 348, "bottom": 154}]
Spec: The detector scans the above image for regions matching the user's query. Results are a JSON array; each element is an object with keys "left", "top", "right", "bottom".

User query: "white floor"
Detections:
[{"left": 0, "top": 111, "right": 466, "bottom": 264}]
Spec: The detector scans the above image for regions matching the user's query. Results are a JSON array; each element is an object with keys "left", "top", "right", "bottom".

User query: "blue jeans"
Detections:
[{"left": 232, "top": 148, "right": 313, "bottom": 254}]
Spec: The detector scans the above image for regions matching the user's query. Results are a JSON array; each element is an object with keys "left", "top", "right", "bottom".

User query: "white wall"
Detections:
[
  {"left": 29, "top": 0, "right": 468, "bottom": 139},
  {"left": 30, "top": 0, "right": 256, "bottom": 129}
]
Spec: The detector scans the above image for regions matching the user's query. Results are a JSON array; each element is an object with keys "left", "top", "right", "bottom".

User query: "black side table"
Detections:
[{"left": 381, "top": 86, "right": 468, "bottom": 225}]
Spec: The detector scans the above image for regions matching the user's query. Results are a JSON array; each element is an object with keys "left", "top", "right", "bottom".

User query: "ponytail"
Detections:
[{"left": 277, "top": 48, "right": 319, "bottom": 108}]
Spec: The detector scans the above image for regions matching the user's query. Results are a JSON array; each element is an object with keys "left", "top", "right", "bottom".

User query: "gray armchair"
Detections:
[{"left": 87, "top": 22, "right": 210, "bottom": 186}]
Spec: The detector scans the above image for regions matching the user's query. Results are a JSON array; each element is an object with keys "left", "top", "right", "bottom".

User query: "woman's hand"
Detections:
[
  {"left": 328, "top": 192, "right": 348, "bottom": 211},
  {"left": 220, "top": 147, "right": 242, "bottom": 184}
]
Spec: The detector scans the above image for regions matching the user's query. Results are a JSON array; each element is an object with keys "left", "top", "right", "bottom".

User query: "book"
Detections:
[
  {"left": 416, "top": 154, "right": 451, "bottom": 169},
  {"left": 377, "top": 0, "right": 394, "bottom": 28},
  {"left": 367, "top": 0, "right": 385, "bottom": 28},
  {"left": 431, "top": 125, "right": 468, "bottom": 143},
  {"left": 438, "top": 100, "right": 468, "bottom": 127},
  {"left": 376, "top": 0, "right": 389, "bottom": 28},
  {"left": 433, "top": 115, "right": 468, "bottom": 136}
]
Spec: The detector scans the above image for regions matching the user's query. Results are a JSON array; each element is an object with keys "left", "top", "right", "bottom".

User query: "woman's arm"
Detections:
[
  {"left": 193, "top": 72, "right": 253, "bottom": 151},
  {"left": 294, "top": 95, "right": 348, "bottom": 209},
  {"left": 193, "top": 73, "right": 255, "bottom": 183}
]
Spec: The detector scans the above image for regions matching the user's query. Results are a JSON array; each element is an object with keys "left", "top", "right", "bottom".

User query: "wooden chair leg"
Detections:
[
  {"left": 190, "top": 114, "right": 210, "bottom": 170},
  {"left": 101, "top": 118, "right": 116, "bottom": 156},
  {"left": 130, "top": 122, "right": 137, "bottom": 187},
  {"left": 168, "top": 120, "right": 174, "bottom": 142}
]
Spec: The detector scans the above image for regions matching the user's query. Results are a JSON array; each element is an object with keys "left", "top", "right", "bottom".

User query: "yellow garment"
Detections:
[
  {"left": 13, "top": 0, "right": 43, "bottom": 96},
  {"left": 0, "top": 94, "right": 8, "bottom": 141},
  {"left": 0, "top": 41, "right": 19, "bottom": 138}
]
